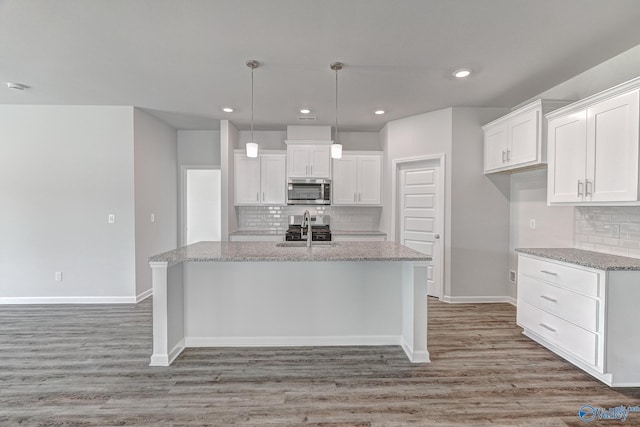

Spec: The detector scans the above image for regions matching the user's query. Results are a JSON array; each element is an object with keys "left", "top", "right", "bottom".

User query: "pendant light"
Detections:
[
  {"left": 245, "top": 60, "right": 259, "bottom": 158},
  {"left": 330, "top": 62, "right": 343, "bottom": 159}
]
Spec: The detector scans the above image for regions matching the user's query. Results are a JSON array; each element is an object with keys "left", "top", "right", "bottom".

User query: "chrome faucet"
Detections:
[{"left": 302, "top": 210, "right": 312, "bottom": 248}]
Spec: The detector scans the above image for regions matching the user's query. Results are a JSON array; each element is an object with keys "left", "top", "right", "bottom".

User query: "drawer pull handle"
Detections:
[
  {"left": 540, "top": 295, "right": 557, "bottom": 303},
  {"left": 540, "top": 270, "right": 558, "bottom": 276},
  {"left": 539, "top": 323, "right": 557, "bottom": 333}
]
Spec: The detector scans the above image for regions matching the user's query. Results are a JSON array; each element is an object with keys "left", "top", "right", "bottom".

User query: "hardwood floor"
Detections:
[{"left": 1, "top": 298, "right": 639, "bottom": 426}]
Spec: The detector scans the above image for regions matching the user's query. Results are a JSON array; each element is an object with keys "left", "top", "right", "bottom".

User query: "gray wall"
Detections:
[
  {"left": 133, "top": 109, "right": 178, "bottom": 297},
  {"left": 0, "top": 106, "right": 137, "bottom": 302},
  {"left": 178, "top": 130, "right": 221, "bottom": 166},
  {"left": 450, "top": 108, "right": 510, "bottom": 299}
]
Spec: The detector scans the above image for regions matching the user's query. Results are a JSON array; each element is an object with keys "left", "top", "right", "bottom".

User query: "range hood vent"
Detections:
[{"left": 297, "top": 116, "right": 318, "bottom": 121}]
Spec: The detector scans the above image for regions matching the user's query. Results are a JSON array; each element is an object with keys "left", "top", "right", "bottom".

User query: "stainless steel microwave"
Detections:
[{"left": 287, "top": 178, "right": 331, "bottom": 205}]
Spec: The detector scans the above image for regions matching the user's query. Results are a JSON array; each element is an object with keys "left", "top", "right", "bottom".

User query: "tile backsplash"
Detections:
[
  {"left": 575, "top": 206, "right": 640, "bottom": 258},
  {"left": 237, "top": 206, "right": 382, "bottom": 232}
]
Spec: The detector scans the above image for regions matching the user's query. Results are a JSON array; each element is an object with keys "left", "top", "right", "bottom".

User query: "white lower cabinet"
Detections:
[{"left": 517, "top": 253, "right": 640, "bottom": 387}]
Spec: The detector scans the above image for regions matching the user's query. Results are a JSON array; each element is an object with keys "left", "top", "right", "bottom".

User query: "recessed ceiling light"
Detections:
[
  {"left": 221, "top": 107, "right": 234, "bottom": 113},
  {"left": 6, "top": 82, "right": 29, "bottom": 90},
  {"left": 299, "top": 108, "right": 311, "bottom": 114},
  {"left": 453, "top": 69, "right": 471, "bottom": 78},
  {"left": 374, "top": 110, "right": 385, "bottom": 115}
]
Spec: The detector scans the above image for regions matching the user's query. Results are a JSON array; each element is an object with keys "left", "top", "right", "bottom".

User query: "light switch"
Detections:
[
  {"left": 108, "top": 214, "right": 115, "bottom": 224},
  {"left": 529, "top": 219, "right": 536, "bottom": 230}
]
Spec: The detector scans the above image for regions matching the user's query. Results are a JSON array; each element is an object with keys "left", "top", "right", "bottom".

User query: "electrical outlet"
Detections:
[
  {"left": 509, "top": 270, "right": 517, "bottom": 283},
  {"left": 529, "top": 219, "right": 536, "bottom": 230},
  {"left": 108, "top": 214, "right": 115, "bottom": 224},
  {"left": 150, "top": 213, "right": 155, "bottom": 223},
  {"left": 55, "top": 272, "right": 63, "bottom": 281}
]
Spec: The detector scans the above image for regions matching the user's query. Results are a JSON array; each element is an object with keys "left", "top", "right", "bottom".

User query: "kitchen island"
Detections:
[{"left": 148, "top": 241, "right": 431, "bottom": 366}]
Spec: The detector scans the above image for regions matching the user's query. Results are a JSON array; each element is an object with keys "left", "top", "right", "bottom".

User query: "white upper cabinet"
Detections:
[
  {"left": 332, "top": 153, "right": 382, "bottom": 206},
  {"left": 547, "top": 78, "right": 640, "bottom": 205},
  {"left": 483, "top": 99, "right": 570, "bottom": 174},
  {"left": 234, "top": 152, "right": 286, "bottom": 206},
  {"left": 285, "top": 141, "right": 331, "bottom": 178}
]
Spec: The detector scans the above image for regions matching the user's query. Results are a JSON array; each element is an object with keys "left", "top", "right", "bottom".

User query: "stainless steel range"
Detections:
[{"left": 285, "top": 214, "right": 332, "bottom": 242}]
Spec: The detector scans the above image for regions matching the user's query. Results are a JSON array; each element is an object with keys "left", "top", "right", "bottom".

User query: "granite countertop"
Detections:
[
  {"left": 229, "top": 230, "right": 284, "bottom": 236},
  {"left": 516, "top": 248, "right": 640, "bottom": 271},
  {"left": 150, "top": 241, "right": 430, "bottom": 263},
  {"left": 331, "top": 230, "right": 387, "bottom": 236}
]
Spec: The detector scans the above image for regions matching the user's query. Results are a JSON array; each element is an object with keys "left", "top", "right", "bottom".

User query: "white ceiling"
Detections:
[{"left": 2, "top": 0, "right": 640, "bottom": 132}]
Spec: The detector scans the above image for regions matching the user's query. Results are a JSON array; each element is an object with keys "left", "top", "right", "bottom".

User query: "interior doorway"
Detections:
[
  {"left": 393, "top": 156, "right": 445, "bottom": 299},
  {"left": 182, "top": 168, "right": 221, "bottom": 245}
]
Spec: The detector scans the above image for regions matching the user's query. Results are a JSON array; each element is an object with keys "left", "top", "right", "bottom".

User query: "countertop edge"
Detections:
[{"left": 515, "top": 248, "right": 640, "bottom": 271}]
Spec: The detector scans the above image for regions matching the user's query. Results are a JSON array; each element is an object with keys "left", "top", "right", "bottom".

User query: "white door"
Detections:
[
  {"left": 547, "top": 111, "right": 587, "bottom": 203},
  {"left": 484, "top": 122, "right": 507, "bottom": 172},
  {"left": 186, "top": 169, "right": 221, "bottom": 245},
  {"left": 260, "top": 154, "right": 286, "bottom": 205},
  {"left": 508, "top": 108, "right": 538, "bottom": 166},
  {"left": 332, "top": 156, "right": 358, "bottom": 205},
  {"left": 587, "top": 90, "right": 640, "bottom": 202},
  {"left": 358, "top": 155, "right": 382, "bottom": 205},
  {"left": 398, "top": 161, "right": 443, "bottom": 298}
]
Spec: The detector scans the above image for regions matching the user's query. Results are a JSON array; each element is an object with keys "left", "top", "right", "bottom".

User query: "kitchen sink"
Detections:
[{"left": 275, "top": 241, "right": 337, "bottom": 248}]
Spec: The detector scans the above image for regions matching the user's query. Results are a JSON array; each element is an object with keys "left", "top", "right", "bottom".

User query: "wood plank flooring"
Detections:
[{"left": 1, "top": 297, "right": 639, "bottom": 426}]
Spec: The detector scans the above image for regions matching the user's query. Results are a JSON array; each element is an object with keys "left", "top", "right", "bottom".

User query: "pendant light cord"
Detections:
[
  {"left": 335, "top": 68, "right": 338, "bottom": 143},
  {"left": 251, "top": 66, "right": 254, "bottom": 142}
]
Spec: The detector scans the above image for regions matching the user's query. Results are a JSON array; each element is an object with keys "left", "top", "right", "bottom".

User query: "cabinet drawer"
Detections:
[
  {"left": 518, "top": 275, "right": 599, "bottom": 332},
  {"left": 517, "top": 301, "right": 598, "bottom": 366},
  {"left": 518, "top": 255, "right": 599, "bottom": 297}
]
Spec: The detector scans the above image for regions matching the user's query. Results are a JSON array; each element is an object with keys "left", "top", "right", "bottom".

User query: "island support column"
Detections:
[
  {"left": 401, "top": 261, "right": 430, "bottom": 363},
  {"left": 149, "top": 261, "right": 185, "bottom": 366}
]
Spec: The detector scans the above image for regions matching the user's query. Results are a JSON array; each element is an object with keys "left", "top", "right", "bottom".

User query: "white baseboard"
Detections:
[
  {"left": 507, "top": 296, "right": 517, "bottom": 306},
  {"left": 441, "top": 295, "right": 513, "bottom": 304},
  {"left": 185, "top": 335, "right": 401, "bottom": 348},
  {"left": 0, "top": 295, "right": 138, "bottom": 305},
  {"left": 149, "top": 339, "right": 186, "bottom": 367},
  {"left": 136, "top": 288, "right": 153, "bottom": 302},
  {"left": 400, "top": 337, "right": 430, "bottom": 363},
  {"left": 0, "top": 289, "right": 153, "bottom": 305}
]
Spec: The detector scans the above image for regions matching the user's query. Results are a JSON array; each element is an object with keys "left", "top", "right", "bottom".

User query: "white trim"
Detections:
[
  {"left": 401, "top": 337, "right": 431, "bottom": 363},
  {"left": 185, "top": 335, "right": 400, "bottom": 347},
  {"left": 522, "top": 330, "right": 614, "bottom": 386},
  {"left": 136, "top": 288, "right": 153, "bottom": 303},
  {"left": 391, "top": 154, "right": 446, "bottom": 301},
  {"left": 507, "top": 296, "right": 517, "bottom": 306},
  {"left": 149, "top": 339, "right": 185, "bottom": 367},
  {"left": 0, "top": 296, "right": 138, "bottom": 305},
  {"left": 441, "top": 295, "right": 513, "bottom": 304}
]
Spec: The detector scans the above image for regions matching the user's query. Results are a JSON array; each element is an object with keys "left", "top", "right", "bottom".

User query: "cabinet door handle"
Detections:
[
  {"left": 262, "top": 192, "right": 265, "bottom": 202},
  {"left": 540, "top": 270, "right": 558, "bottom": 276},
  {"left": 256, "top": 192, "right": 259, "bottom": 202},
  {"left": 354, "top": 193, "right": 357, "bottom": 202},
  {"left": 539, "top": 323, "right": 557, "bottom": 333},
  {"left": 502, "top": 150, "right": 506, "bottom": 162},
  {"left": 540, "top": 295, "right": 558, "bottom": 303},
  {"left": 506, "top": 149, "right": 511, "bottom": 161},
  {"left": 585, "top": 179, "right": 593, "bottom": 197},
  {"left": 577, "top": 180, "right": 583, "bottom": 197},
  {"left": 310, "top": 165, "right": 313, "bottom": 176}
]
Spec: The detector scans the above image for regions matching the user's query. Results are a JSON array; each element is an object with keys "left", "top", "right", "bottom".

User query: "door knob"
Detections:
[{"left": 434, "top": 234, "right": 440, "bottom": 239}]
